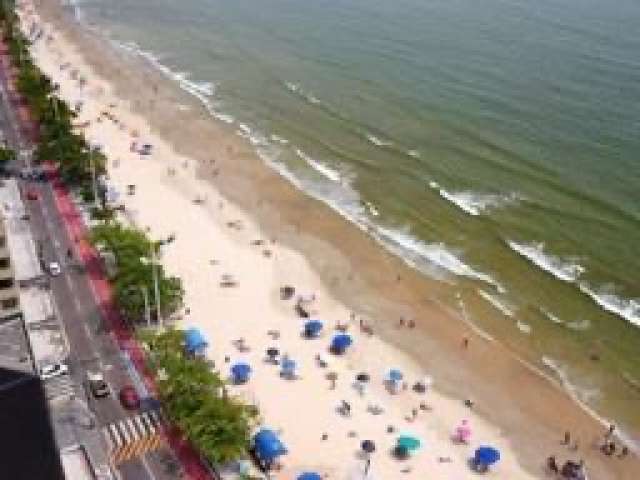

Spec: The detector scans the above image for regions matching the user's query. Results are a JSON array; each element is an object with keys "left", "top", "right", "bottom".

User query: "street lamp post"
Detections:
[
  {"left": 140, "top": 285, "right": 151, "bottom": 328},
  {"left": 140, "top": 244, "right": 162, "bottom": 329}
]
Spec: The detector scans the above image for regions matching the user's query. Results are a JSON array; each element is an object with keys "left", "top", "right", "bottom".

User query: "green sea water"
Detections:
[{"left": 69, "top": 0, "right": 640, "bottom": 441}]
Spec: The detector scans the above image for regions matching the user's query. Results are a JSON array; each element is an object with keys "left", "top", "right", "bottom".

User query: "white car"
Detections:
[
  {"left": 39, "top": 363, "right": 69, "bottom": 380},
  {"left": 48, "top": 261, "right": 62, "bottom": 276}
]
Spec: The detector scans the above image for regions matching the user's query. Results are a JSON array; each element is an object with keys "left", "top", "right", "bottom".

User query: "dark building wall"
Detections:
[{"left": 0, "top": 368, "right": 65, "bottom": 480}]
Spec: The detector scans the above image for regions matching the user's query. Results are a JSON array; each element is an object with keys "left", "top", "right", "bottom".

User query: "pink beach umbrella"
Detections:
[{"left": 454, "top": 420, "right": 472, "bottom": 444}]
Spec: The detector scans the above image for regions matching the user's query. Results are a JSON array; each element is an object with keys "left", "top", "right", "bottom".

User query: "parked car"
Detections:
[
  {"left": 39, "top": 362, "right": 69, "bottom": 380},
  {"left": 119, "top": 385, "right": 141, "bottom": 410},
  {"left": 87, "top": 371, "right": 110, "bottom": 398},
  {"left": 26, "top": 190, "right": 38, "bottom": 200},
  {"left": 48, "top": 261, "right": 62, "bottom": 276}
]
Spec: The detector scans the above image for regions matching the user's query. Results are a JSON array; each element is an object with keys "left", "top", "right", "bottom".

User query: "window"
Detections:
[
  {"left": 0, "top": 277, "right": 13, "bottom": 289},
  {"left": 0, "top": 236, "right": 5, "bottom": 248},
  {"left": 1, "top": 297, "right": 17, "bottom": 310},
  {"left": 0, "top": 257, "right": 9, "bottom": 269}
]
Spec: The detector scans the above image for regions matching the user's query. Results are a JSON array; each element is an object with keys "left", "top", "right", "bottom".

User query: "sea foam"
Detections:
[
  {"left": 365, "top": 134, "right": 392, "bottom": 147},
  {"left": 284, "top": 81, "right": 321, "bottom": 105},
  {"left": 478, "top": 289, "right": 515, "bottom": 317}
]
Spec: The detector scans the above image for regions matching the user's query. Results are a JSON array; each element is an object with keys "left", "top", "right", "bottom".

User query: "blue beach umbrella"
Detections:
[
  {"left": 330, "top": 334, "right": 353, "bottom": 354},
  {"left": 474, "top": 446, "right": 500, "bottom": 466},
  {"left": 281, "top": 357, "right": 297, "bottom": 378},
  {"left": 254, "top": 429, "right": 287, "bottom": 462},
  {"left": 397, "top": 435, "right": 421, "bottom": 452},
  {"left": 297, "top": 473, "right": 322, "bottom": 480},
  {"left": 231, "top": 362, "right": 252, "bottom": 384},
  {"left": 388, "top": 369, "right": 403, "bottom": 382},
  {"left": 184, "top": 328, "right": 208, "bottom": 355},
  {"left": 304, "top": 320, "right": 324, "bottom": 338}
]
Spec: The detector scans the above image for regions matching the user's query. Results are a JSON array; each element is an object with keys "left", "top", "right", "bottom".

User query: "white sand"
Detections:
[{"left": 21, "top": 4, "right": 540, "bottom": 479}]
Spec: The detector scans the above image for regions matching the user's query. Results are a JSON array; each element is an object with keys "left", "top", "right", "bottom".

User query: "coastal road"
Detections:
[{"left": 0, "top": 46, "right": 182, "bottom": 480}]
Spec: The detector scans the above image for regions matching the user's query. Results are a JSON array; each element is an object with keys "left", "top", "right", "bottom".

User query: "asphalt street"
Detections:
[{"left": 0, "top": 50, "right": 181, "bottom": 480}]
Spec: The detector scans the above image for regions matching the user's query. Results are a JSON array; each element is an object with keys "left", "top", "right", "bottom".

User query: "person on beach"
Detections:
[
  {"left": 546, "top": 455, "right": 559, "bottom": 474},
  {"left": 604, "top": 423, "right": 616, "bottom": 441},
  {"left": 561, "top": 431, "right": 571, "bottom": 445},
  {"left": 462, "top": 337, "right": 469, "bottom": 349}
]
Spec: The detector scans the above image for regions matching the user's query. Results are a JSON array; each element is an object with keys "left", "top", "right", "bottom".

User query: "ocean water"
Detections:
[{"left": 67, "top": 0, "right": 640, "bottom": 437}]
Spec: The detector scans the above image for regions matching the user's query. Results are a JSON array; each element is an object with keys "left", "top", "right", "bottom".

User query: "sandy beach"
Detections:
[{"left": 17, "top": 1, "right": 639, "bottom": 479}]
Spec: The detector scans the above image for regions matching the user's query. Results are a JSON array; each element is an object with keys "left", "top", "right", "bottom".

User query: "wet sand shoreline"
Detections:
[{"left": 28, "top": 1, "right": 639, "bottom": 478}]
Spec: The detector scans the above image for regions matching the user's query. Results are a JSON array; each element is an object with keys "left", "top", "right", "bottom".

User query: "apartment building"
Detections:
[{"left": 0, "top": 217, "right": 20, "bottom": 322}]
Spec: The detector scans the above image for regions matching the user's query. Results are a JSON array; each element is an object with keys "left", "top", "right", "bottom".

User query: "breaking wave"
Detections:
[
  {"left": 295, "top": 149, "right": 344, "bottom": 184},
  {"left": 366, "top": 134, "right": 392, "bottom": 147},
  {"left": 284, "top": 81, "right": 321, "bottom": 105},
  {"left": 540, "top": 308, "right": 564, "bottom": 324},
  {"left": 508, "top": 241, "right": 585, "bottom": 283},
  {"left": 578, "top": 285, "right": 640, "bottom": 328},
  {"left": 510, "top": 242, "right": 640, "bottom": 328},
  {"left": 429, "top": 181, "right": 520, "bottom": 216}
]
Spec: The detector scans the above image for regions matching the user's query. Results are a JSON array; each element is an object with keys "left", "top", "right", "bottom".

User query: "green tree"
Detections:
[
  {"left": 141, "top": 328, "right": 257, "bottom": 465},
  {"left": 0, "top": 146, "right": 15, "bottom": 169}
]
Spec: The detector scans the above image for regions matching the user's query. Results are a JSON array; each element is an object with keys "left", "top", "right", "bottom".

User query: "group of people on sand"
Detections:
[{"left": 547, "top": 424, "right": 631, "bottom": 479}]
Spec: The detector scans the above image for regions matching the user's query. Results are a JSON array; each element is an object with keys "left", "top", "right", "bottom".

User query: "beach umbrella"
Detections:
[
  {"left": 388, "top": 369, "right": 403, "bottom": 382},
  {"left": 304, "top": 320, "right": 324, "bottom": 338},
  {"left": 281, "top": 357, "right": 297, "bottom": 379},
  {"left": 474, "top": 446, "right": 500, "bottom": 466},
  {"left": 361, "top": 439, "right": 376, "bottom": 454},
  {"left": 330, "top": 334, "right": 353, "bottom": 354},
  {"left": 231, "top": 362, "right": 252, "bottom": 384},
  {"left": 184, "top": 328, "right": 208, "bottom": 355},
  {"left": 254, "top": 429, "right": 287, "bottom": 462},
  {"left": 356, "top": 372, "right": 370, "bottom": 383},
  {"left": 297, "top": 473, "right": 322, "bottom": 480},
  {"left": 397, "top": 435, "right": 421, "bottom": 452}
]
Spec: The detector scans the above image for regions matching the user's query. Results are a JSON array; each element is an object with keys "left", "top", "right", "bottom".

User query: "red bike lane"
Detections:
[{"left": 0, "top": 39, "right": 215, "bottom": 480}]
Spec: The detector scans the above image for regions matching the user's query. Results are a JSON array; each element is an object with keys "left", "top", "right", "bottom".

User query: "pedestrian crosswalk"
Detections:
[
  {"left": 102, "top": 409, "right": 164, "bottom": 465},
  {"left": 43, "top": 374, "right": 76, "bottom": 400}
]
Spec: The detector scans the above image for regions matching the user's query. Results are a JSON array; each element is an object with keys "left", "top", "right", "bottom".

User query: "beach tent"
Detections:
[
  {"left": 231, "top": 362, "right": 252, "bottom": 384},
  {"left": 304, "top": 320, "right": 324, "bottom": 338},
  {"left": 397, "top": 435, "right": 421, "bottom": 452},
  {"left": 184, "top": 328, "right": 208, "bottom": 355},
  {"left": 330, "top": 334, "right": 353, "bottom": 354},
  {"left": 297, "top": 473, "right": 322, "bottom": 480},
  {"left": 254, "top": 429, "right": 287, "bottom": 464}
]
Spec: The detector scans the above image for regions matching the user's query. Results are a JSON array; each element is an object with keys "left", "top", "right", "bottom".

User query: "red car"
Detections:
[
  {"left": 118, "top": 385, "right": 141, "bottom": 410},
  {"left": 26, "top": 190, "right": 38, "bottom": 201}
]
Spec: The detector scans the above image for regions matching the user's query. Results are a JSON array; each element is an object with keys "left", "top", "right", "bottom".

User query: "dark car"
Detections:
[
  {"left": 26, "top": 190, "right": 38, "bottom": 201},
  {"left": 118, "top": 385, "right": 141, "bottom": 410}
]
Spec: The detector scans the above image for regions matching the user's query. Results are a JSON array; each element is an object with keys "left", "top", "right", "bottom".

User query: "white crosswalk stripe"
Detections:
[
  {"left": 103, "top": 410, "right": 164, "bottom": 465},
  {"left": 43, "top": 374, "right": 76, "bottom": 399}
]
